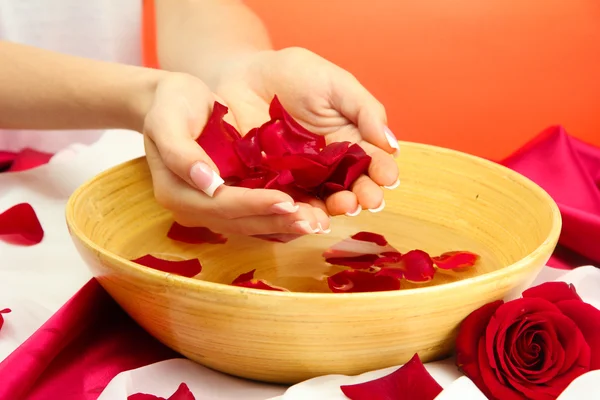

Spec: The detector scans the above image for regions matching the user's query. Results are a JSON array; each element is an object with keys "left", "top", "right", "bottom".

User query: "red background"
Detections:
[{"left": 144, "top": 0, "right": 600, "bottom": 159}]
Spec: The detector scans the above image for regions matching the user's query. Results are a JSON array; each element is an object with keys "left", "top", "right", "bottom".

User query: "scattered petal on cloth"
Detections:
[
  {"left": 97, "top": 358, "right": 286, "bottom": 400},
  {"left": 340, "top": 353, "right": 443, "bottom": 400},
  {"left": 129, "top": 382, "right": 196, "bottom": 400},
  {"left": 0, "top": 148, "right": 53, "bottom": 173},
  {"left": 0, "top": 203, "right": 44, "bottom": 245},
  {"left": 0, "top": 308, "right": 11, "bottom": 331},
  {"left": 501, "top": 126, "right": 600, "bottom": 266}
]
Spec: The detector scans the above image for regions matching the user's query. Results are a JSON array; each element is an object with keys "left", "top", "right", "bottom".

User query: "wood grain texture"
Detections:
[{"left": 65, "top": 141, "right": 561, "bottom": 384}]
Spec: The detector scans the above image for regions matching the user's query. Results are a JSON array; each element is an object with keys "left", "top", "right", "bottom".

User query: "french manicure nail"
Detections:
[
  {"left": 383, "top": 179, "right": 400, "bottom": 190},
  {"left": 345, "top": 204, "right": 362, "bottom": 217},
  {"left": 271, "top": 202, "right": 299, "bottom": 214},
  {"left": 368, "top": 199, "right": 386, "bottom": 213},
  {"left": 292, "top": 220, "right": 317, "bottom": 234},
  {"left": 384, "top": 126, "right": 400, "bottom": 157},
  {"left": 317, "top": 223, "right": 331, "bottom": 234},
  {"left": 190, "top": 161, "right": 224, "bottom": 197}
]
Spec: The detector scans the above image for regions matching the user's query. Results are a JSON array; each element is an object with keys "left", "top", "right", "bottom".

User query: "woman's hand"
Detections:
[
  {"left": 142, "top": 72, "right": 331, "bottom": 235},
  {"left": 213, "top": 47, "right": 401, "bottom": 216}
]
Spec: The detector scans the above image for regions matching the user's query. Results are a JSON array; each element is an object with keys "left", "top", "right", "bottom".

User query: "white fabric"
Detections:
[
  {"left": 0, "top": 0, "right": 141, "bottom": 152},
  {"left": 1, "top": 131, "right": 599, "bottom": 399}
]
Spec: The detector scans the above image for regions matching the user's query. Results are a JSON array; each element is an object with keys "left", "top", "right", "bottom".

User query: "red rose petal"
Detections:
[
  {"left": 0, "top": 151, "right": 15, "bottom": 171},
  {"left": 196, "top": 101, "right": 247, "bottom": 180},
  {"left": 477, "top": 337, "right": 523, "bottom": 400},
  {"left": 323, "top": 234, "right": 399, "bottom": 260},
  {"left": 167, "top": 222, "right": 227, "bottom": 245},
  {"left": 268, "top": 95, "right": 326, "bottom": 155},
  {"left": 232, "top": 269, "right": 256, "bottom": 285},
  {"left": 0, "top": 308, "right": 11, "bottom": 331},
  {"left": 256, "top": 120, "right": 291, "bottom": 157},
  {"left": 0, "top": 203, "right": 44, "bottom": 246},
  {"left": 521, "top": 281, "right": 582, "bottom": 304},
  {"left": 556, "top": 300, "right": 600, "bottom": 369},
  {"left": 351, "top": 231, "right": 388, "bottom": 246},
  {"left": 325, "top": 254, "right": 382, "bottom": 269},
  {"left": 262, "top": 153, "right": 330, "bottom": 189},
  {"left": 340, "top": 353, "right": 443, "bottom": 400},
  {"left": 327, "top": 269, "right": 401, "bottom": 293},
  {"left": 232, "top": 128, "right": 262, "bottom": 168},
  {"left": 195, "top": 97, "right": 370, "bottom": 202},
  {"left": 251, "top": 233, "right": 302, "bottom": 243},
  {"left": 431, "top": 251, "right": 479, "bottom": 270},
  {"left": 231, "top": 270, "right": 288, "bottom": 291},
  {"left": 7, "top": 148, "right": 54, "bottom": 172},
  {"left": 455, "top": 300, "right": 503, "bottom": 395},
  {"left": 128, "top": 382, "right": 196, "bottom": 400},
  {"left": 319, "top": 144, "right": 372, "bottom": 197},
  {"left": 131, "top": 255, "right": 202, "bottom": 278},
  {"left": 377, "top": 250, "right": 435, "bottom": 283}
]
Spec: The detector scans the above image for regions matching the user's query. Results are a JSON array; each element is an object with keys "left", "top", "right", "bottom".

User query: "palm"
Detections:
[{"left": 213, "top": 48, "right": 399, "bottom": 215}]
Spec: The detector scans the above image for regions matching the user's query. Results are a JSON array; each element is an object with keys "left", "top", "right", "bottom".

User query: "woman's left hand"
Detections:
[{"left": 212, "top": 47, "right": 401, "bottom": 217}]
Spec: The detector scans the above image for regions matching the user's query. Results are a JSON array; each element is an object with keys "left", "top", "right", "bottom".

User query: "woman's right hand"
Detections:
[{"left": 141, "top": 72, "right": 331, "bottom": 236}]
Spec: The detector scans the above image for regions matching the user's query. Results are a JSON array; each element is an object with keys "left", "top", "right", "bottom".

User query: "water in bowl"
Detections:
[{"left": 118, "top": 208, "right": 505, "bottom": 293}]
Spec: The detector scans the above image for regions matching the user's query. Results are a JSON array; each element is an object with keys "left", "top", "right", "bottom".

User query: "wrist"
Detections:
[{"left": 124, "top": 67, "right": 168, "bottom": 132}]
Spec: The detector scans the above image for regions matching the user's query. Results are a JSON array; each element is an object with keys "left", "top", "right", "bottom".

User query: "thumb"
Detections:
[
  {"left": 144, "top": 99, "right": 224, "bottom": 197},
  {"left": 330, "top": 69, "right": 400, "bottom": 157}
]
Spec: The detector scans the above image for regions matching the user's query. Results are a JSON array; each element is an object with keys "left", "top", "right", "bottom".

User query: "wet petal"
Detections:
[
  {"left": 131, "top": 255, "right": 202, "bottom": 278},
  {"left": 351, "top": 231, "right": 388, "bottom": 246},
  {"left": 327, "top": 269, "right": 401, "bottom": 293},
  {"left": 432, "top": 251, "right": 479, "bottom": 270},
  {"left": 377, "top": 250, "right": 435, "bottom": 283},
  {"left": 167, "top": 223, "right": 227, "bottom": 245},
  {"left": 231, "top": 270, "right": 288, "bottom": 292},
  {"left": 325, "top": 254, "right": 382, "bottom": 269}
]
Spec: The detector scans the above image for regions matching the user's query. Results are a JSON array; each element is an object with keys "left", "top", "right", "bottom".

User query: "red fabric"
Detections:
[
  {"left": 0, "top": 127, "right": 597, "bottom": 399},
  {"left": 0, "top": 279, "right": 177, "bottom": 400},
  {"left": 501, "top": 126, "right": 600, "bottom": 266}
]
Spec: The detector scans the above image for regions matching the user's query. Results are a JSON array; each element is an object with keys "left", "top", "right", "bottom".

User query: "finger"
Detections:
[
  {"left": 359, "top": 141, "right": 400, "bottom": 188},
  {"left": 144, "top": 97, "right": 225, "bottom": 197},
  {"left": 145, "top": 137, "right": 300, "bottom": 219},
  {"left": 192, "top": 203, "right": 332, "bottom": 236},
  {"left": 329, "top": 69, "right": 400, "bottom": 156},
  {"left": 324, "top": 190, "right": 360, "bottom": 217},
  {"left": 350, "top": 175, "right": 385, "bottom": 212}
]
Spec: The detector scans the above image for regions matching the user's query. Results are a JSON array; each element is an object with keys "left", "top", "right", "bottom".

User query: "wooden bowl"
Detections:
[{"left": 65, "top": 141, "right": 561, "bottom": 384}]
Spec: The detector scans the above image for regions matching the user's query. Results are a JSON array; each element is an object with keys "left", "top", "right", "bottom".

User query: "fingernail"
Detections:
[
  {"left": 317, "top": 223, "right": 331, "bottom": 234},
  {"left": 292, "top": 220, "right": 318, "bottom": 234},
  {"left": 368, "top": 199, "right": 386, "bottom": 213},
  {"left": 190, "top": 162, "right": 224, "bottom": 197},
  {"left": 271, "top": 202, "right": 299, "bottom": 214},
  {"left": 345, "top": 205, "right": 362, "bottom": 217},
  {"left": 383, "top": 179, "right": 400, "bottom": 190},
  {"left": 384, "top": 126, "right": 400, "bottom": 157}
]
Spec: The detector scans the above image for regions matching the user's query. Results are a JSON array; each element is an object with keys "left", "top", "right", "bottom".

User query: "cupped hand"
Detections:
[
  {"left": 213, "top": 47, "right": 401, "bottom": 216},
  {"left": 142, "top": 72, "right": 331, "bottom": 235}
]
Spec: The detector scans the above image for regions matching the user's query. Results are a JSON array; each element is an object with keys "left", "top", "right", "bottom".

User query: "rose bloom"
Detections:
[{"left": 456, "top": 281, "right": 600, "bottom": 400}]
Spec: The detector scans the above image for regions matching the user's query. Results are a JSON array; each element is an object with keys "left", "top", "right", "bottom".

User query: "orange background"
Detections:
[{"left": 144, "top": 0, "right": 600, "bottom": 160}]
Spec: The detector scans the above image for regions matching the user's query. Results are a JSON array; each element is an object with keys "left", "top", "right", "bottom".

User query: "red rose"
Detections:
[{"left": 456, "top": 282, "right": 600, "bottom": 400}]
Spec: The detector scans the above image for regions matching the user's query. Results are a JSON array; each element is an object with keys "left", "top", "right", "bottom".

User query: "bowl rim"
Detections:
[{"left": 65, "top": 140, "right": 562, "bottom": 300}]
